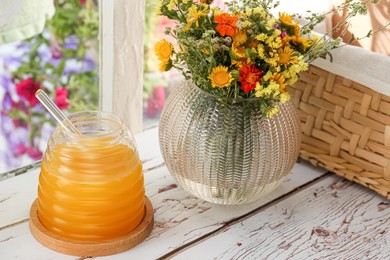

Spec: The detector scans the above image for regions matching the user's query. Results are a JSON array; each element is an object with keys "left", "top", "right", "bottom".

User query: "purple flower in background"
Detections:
[
  {"left": 64, "top": 57, "right": 96, "bottom": 75},
  {"left": 2, "top": 115, "right": 28, "bottom": 144},
  {"left": 16, "top": 42, "right": 31, "bottom": 51},
  {"left": 0, "top": 112, "right": 13, "bottom": 135},
  {"left": 64, "top": 35, "right": 79, "bottom": 50},
  {"left": 1, "top": 92, "right": 12, "bottom": 111},
  {"left": 1, "top": 42, "right": 30, "bottom": 70},
  {"left": 0, "top": 74, "right": 13, "bottom": 92},
  {"left": 2, "top": 56, "right": 25, "bottom": 71},
  {"left": 37, "top": 45, "right": 52, "bottom": 65},
  {"left": 63, "top": 59, "right": 83, "bottom": 75},
  {"left": 48, "top": 57, "right": 61, "bottom": 68},
  {"left": 83, "top": 56, "right": 96, "bottom": 71}
]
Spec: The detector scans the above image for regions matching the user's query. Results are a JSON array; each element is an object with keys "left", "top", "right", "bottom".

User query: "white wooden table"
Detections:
[{"left": 1, "top": 127, "right": 390, "bottom": 259}]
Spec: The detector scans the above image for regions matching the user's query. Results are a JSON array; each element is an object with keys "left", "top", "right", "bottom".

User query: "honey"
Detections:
[{"left": 36, "top": 111, "right": 145, "bottom": 241}]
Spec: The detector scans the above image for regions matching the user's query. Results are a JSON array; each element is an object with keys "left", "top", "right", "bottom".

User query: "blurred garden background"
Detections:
[{"left": 0, "top": 0, "right": 99, "bottom": 173}]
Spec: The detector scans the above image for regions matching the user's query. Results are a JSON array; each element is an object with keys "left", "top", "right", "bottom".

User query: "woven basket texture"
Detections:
[{"left": 290, "top": 65, "right": 390, "bottom": 199}]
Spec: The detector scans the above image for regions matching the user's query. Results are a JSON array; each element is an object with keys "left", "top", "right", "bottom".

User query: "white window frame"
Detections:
[{"left": 99, "top": 0, "right": 145, "bottom": 134}]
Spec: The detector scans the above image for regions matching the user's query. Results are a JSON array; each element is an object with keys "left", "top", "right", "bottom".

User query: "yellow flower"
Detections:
[
  {"left": 245, "top": 8, "right": 252, "bottom": 16},
  {"left": 208, "top": 66, "right": 234, "bottom": 88},
  {"left": 278, "top": 46, "right": 298, "bottom": 66},
  {"left": 253, "top": 7, "right": 264, "bottom": 15},
  {"left": 255, "top": 89, "right": 264, "bottom": 98},
  {"left": 211, "top": 7, "right": 222, "bottom": 16},
  {"left": 267, "top": 81, "right": 280, "bottom": 93},
  {"left": 293, "top": 23, "right": 301, "bottom": 38},
  {"left": 255, "top": 85, "right": 273, "bottom": 97},
  {"left": 265, "top": 18, "right": 277, "bottom": 30},
  {"left": 271, "top": 73, "right": 287, "bottom": 92},
  {"left": 159, "top": 59, "right": 170, "bottom": 71},
  {"left": 155, "top": 1, "right": 162, "bottom": 15},
  {"left": 233, "top": 30, "right": 247, "bottom": 44},
  {"left": 241, "top": 20, "right": 252, "bottom": 28},
  {"left": 231, "top": 57, "right": 252, "bottom": 69},
  {"left": 201, "top": 49, "right": 209, "bottom": 55},
  {"left": 280, "top": 92, "right": 291, "bottom": 103},
  {"left": 310, "top": 34, "right": 321, "bottom": 42},
  {"left": 266, "top": 35, "right": 282, "bottom": 49},
  {"left": 154, "top": 39, "right": 173, "bottom": 61},
  {"left": 186, "top": 4, "right": 208, "bottom": 29},
  {"left": 255, "top": 82, "right": 263, "bottom": 91},
  {"left": 255, "top": 33, "right": 267, "bottom": 42},
  {"left": 232, "top": 31, "right": 247, "bottom": 58},
  {"left": 265, "top": 56, "right": 278, "bottom": 67},
  {"left": 232, "top": 42, "right": 246, "bottom": 58},
  {"left": 267, "top": 105, "right": 280, "bottom": 117},
  {"left": 262, "top": 71, "right": 273, "bottom": 82},
  {"left": 279, "top": 12, "right": 295, "bottom": 27},
  {"left": 285, "top": 74, "right": 299, "bottom": 85},
  {"left": 294, "top": 37, "right": 312, "bottom": 52},
  {"left": 200, "top": 0, "right": 213, "bottom": 4},
  {"left": 291, "top": 56, "right": 309, "bottom": 73},
  {"left": 168, "top": 0, "right": 176, "bottom": 11},
  {"left": 256, "top": 44, "right": 265, "bottom": 59}
]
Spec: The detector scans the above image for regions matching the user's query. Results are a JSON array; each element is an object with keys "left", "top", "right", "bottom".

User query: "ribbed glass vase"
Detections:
[{"left": 159, "top": 81, "right": 301, "bottom": 205}]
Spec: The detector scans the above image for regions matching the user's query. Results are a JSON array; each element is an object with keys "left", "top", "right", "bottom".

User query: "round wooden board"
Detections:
[{"left": 29, "top": 197, "right": 154, "bottom": 257}]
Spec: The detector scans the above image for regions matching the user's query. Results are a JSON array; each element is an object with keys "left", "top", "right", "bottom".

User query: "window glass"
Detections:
[
  {"left": 0, "top": 0, "right": 99, "bottom": 174},
  {"left": 143, "top": 0, "right": 181, "bottom": 129}
]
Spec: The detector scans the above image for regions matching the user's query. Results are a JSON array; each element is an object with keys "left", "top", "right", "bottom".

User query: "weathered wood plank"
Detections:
[
  {"left": 0, "top": 161, "right": 326, "bottom": 259},
  {"left": 171, "top": 175, "right": 390, "bottom": 260},
  {"left": 0, "top": 170, "right": 38, "bottom": 229}
]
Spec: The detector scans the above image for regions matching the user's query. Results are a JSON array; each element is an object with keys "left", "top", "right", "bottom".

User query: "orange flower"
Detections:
[
  {"left": 238, "top": 65, "right": 263, "bottom": 93},
  {"left": 214, "top": 13, "right": 238, "bottom": 37}
]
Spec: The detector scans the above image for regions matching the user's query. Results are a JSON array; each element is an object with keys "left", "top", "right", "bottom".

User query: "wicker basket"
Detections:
[{"left": 290, "top": 64, "right": 390, "bottom": 199}]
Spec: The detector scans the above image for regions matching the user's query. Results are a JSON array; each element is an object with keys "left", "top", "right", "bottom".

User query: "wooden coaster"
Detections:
[{"left": 29, "top": 197, "right": 154, "bottom": 257}]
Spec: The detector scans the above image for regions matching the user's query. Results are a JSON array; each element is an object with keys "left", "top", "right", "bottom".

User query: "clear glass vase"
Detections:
[{"left": 159, "top": 81, "right": 301, "bottom": 205}]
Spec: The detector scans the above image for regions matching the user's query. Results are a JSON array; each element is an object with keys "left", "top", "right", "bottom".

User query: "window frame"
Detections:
[{"left": 99, "top": 0, "right": 145, "bottom": 134}]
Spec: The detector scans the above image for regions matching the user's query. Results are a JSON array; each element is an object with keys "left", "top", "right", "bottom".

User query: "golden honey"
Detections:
[{"left": 37, "top": 111, "right": 145, "bottom": 241}]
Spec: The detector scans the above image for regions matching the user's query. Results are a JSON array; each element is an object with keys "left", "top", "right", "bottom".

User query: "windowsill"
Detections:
[{"left": 0, "top": 160, "right": 41, "bottom": 182}]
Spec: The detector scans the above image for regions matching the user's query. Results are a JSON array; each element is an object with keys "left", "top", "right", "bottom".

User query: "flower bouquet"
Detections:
[{"left": 155, "top": 0, "right": 382, "bottom": 116}]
